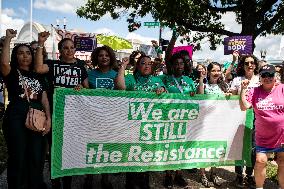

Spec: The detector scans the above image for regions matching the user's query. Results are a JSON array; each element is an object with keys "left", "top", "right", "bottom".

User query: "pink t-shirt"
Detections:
[{"left": 246, "top": 84, "right": 284, "bottom": 148}]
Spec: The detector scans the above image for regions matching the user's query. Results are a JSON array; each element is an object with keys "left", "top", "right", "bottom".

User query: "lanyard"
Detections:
[{"left": 172, "top": 75, "right": 184, "bottom": 94}]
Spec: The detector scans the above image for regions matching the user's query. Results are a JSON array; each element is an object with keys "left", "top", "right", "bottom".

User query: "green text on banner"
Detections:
[{"left": 51, "top": 88, "right": 253, "bottom": 178}]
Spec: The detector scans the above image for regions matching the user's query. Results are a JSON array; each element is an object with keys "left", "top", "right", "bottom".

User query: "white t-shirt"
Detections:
[
  {"left": 230, "top": 75, "right": 260, "bottom": 95},
  {"left": 204, "top": 83, "right": 224, "bottom": 94}
]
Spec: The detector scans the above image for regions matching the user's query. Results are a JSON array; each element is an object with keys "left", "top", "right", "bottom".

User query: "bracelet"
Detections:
[{"left": 37, "top": 45, "right": 44, "bottom": 49}]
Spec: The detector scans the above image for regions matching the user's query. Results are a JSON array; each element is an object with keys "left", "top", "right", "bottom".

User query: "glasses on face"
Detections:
[
  {"left": 244, "top": 61, "right": 255, "bottom": 66},
  {"left": 261, "top": 73, "right": 275, "bottom": 78}
]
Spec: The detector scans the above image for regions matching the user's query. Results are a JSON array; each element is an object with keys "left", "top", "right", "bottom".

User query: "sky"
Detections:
[{"left": 1, "top": 0, "right": 283, "bottom": 62}]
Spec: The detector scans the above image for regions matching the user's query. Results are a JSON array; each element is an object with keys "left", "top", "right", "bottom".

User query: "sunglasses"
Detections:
[
  {"left": 261, "top": 73, "right": 275, "bottom": 78},
  {"left": 244, "top": 61, "right": 255, "bottom": 66}
]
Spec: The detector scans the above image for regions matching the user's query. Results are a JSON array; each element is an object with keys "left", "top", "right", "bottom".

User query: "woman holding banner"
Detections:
[
  {"left": 161, "top": 52, "right": 196, "bottom": 95},
  {"left": 88, "top": 45, "right": 117, "bottom": 89},
  {"left": 160, "top": 52, "right": 196, "bottom": 188},
  {"left": 230, "top": 55, "right": 259, "bottom": 188},
  {"left": 1, "top": 29, "right": 51, "bottom": 189},
  {"left": 83, "top": 45, "right": 118, "bottom": 189},
  {"left": 198, "top": 62, "right": 229, "bottom": 187},
  {"left": 115, "top": 54, "right": 166, "bottom": 189},
  {"left": 239, "top": 64, "right": 284, "bottom": 189}
]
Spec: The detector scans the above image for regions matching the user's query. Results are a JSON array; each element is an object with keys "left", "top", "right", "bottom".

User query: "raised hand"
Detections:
[
  {"left": 156, "top": 87, "right": 166, "bottom": 95},
  {"left": 199, "top": 70, "right": 207, "bottom": 80},
  {"left": 38, "top": 31, "right": 50, "bottom": 44},
  {"left": 6, "top": 29, "right": 17, "bottom": 39},
  {"left": 121, "top": 57, "right": 129, "bottom": 68},
  {"left": 232, "top": 51, "right": 239, "bottom": 62},
  {"left": 241, "top": 79, "right": 250, "bottom": 90}
]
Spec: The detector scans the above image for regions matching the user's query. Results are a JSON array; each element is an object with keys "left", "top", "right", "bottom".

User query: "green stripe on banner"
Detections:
[
  {"left": 242, "top": 109, "right": 254, "bottom": 166},
  {"left": 51, "top": 88, "right": 253, "bottom": 178}
]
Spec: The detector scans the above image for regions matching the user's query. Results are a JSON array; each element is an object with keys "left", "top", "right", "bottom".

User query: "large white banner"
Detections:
[{"left": 51, "top": 89, "right": 253, "bottom": 178}]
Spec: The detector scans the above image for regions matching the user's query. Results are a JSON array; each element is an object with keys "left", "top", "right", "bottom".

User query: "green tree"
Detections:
[{"left": 77, "top": 0, "right": 284, "bottom": 51}]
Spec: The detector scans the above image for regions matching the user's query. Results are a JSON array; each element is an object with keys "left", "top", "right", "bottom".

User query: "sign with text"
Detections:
[
  {"left": 51, "top": 89, "right": 253, "bottom": 178},
  {"left": 74, "top": 37, "right": 95, "bottom": 52},
  {"left": 224, "top": 36, "right": 252, "bottom": 55},
  {"left": 51, "top": 29, "right": 97, "bottom": 60},
  {"left": 144, "top": 22, "right": 160, "bottom": 27}
]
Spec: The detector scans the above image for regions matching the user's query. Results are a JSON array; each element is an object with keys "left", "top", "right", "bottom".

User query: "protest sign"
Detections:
[
  {"left": 52, "top": 29, "right": 96, "bottom": 60},
  {"left": 139, "top": 44, "right": 158, "bottom": 57},
  {"left": 172, "top": 46, "right": 193, "bottom": 59},
  {"left": 52, "top": 89, "right": 253, "bottom": 178},
  {"left": 74, "top": 37, "right": 95, "bottom": 52},
  {"left": 224, "top": 36, "right": 252, "bottom": 55}
]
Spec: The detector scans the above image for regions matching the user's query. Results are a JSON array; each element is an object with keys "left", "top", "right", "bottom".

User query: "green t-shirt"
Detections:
[
  {"left": 160, "top": 75, "right": 196, "bottom": 94},
  {"left": 125, "top": 73, "right": 165, "bottom": 92}
]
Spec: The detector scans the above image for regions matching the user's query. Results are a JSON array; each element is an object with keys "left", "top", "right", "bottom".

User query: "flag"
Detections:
[{"left": 96, "top": 35, "right": 133, "bottom": 50}]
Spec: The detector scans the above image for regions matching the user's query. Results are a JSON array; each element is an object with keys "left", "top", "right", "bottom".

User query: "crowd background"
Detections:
[{"left": 0, "top": 28, "right": 284, "bottom": 189}]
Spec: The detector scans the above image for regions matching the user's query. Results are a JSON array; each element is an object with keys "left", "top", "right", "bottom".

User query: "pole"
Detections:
[
  {"left": 158, "top": 24, "right": 162, "bottom": 46},
  {"left": 30, "top": 0, "right": 33, "bottom": 42},
  {"left": 51, "top": 24, "right": 56, "bottom": 60}
]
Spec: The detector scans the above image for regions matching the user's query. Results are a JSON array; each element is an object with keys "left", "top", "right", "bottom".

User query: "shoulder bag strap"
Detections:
[
  {"left": 17, "top": 69, "right": 30, "bottom": 103},
  {"left": 172, "top": 75, "right": 184, "bottom": 93}
]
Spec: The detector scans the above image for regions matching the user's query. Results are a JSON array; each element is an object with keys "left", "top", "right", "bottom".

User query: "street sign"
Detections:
[{"left": 144, "top": 22, "right": 160, "bottom": 27}]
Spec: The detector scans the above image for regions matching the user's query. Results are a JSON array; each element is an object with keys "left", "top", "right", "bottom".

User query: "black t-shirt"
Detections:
[
  {"left": 0, "top": 76, "right": 3, "bottom": 93},
  {"left": 0, "top": 74, "right": 4, "bottom": 104},
  {"left": 44, "top": 59, "right": 88, "bottom": 111},
  {"left": 3, "top": 68, "right": 46, "bottom": 103},
  {"left": 45, "top": 59, "right": 88, "bottom": 89}
]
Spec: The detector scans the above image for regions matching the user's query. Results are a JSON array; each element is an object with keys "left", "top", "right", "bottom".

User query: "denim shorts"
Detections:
[{"left": 256, "top": 145, "right": 284, "bottom": 153}]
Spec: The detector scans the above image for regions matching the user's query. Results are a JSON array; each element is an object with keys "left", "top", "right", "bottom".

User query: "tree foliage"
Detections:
[{"left": 77, "top": 0, "right": 284, "bottom": 50}]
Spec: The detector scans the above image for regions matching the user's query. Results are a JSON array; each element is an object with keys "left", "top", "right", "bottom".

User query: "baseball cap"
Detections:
[{"left": 259, "top": 64, "right": 276, "bottom": 75}]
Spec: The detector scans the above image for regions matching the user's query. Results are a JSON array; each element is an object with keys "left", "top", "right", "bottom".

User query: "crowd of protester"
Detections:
[{"left": 0, "top": 28, "right": 284, "bottom": 189}]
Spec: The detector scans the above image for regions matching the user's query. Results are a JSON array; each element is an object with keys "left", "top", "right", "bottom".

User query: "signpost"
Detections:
[
  {"left": 144, "top": 21, "right": 162, "bottom": 47},
  {"left": 144, "top": 22, "right": 160, "bottom": 28}
]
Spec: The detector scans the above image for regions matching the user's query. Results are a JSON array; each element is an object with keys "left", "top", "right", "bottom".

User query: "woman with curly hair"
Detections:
[
  {"left": 83, "top": 45, "right": 118, "bottom": 189},
  {"left": 88, "top": 45, "right": 118, "bottom": 89},
  {"left": 230, "top": 54, "right": 259, "bottom": 188},
  {"left": 230, "top": 55, "right": 259, "bottom": 95}
]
